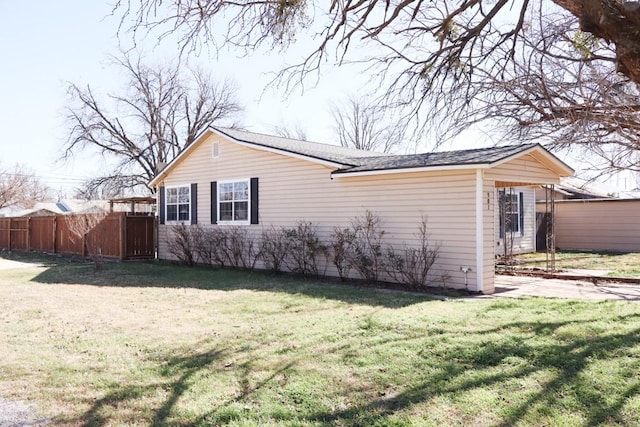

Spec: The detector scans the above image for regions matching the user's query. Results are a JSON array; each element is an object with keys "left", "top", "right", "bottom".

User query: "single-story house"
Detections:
[{"left": 150, "top": 127, "right": 573, "bottom": 294}]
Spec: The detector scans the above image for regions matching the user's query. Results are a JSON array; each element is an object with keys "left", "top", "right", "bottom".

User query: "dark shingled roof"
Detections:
[
  {"left": 339, "top": 143, "right": 541, "bottom": 173},
  {"left": 214, "top": 127, "right": 542, "bottom": 173},
  {"left": 214, "top": 127, "right": 382, "bottom": 166}
]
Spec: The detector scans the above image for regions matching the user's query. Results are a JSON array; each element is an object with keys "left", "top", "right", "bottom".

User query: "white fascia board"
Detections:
[
  {"left": 149, "top": 129, "right": 214, "bottom": 188},
  {"left": 331, "top": 163, "right": 489, "bottom": 178}
]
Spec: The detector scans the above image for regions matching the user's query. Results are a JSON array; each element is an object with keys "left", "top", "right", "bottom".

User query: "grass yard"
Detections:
[
  {"left": 516, "top": 251, "right": 640, "bottom": 278},
  {"left": 1, "top": 254, "right": 640, "bottom": 426}
]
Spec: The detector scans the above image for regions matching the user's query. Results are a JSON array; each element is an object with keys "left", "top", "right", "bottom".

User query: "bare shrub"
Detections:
[
  {"left": 387, "top": 217, "right": 442, "bottom": 289},
  {"left": 260, "top": 226, "right": 290, "bottom": 272},
  {"left": 166, "top": 224, "right": 197, "bottom": 266},
  {"left": 192, "top": 227, "right": 228, "bottom": 268},
  {"left": 346, "top": 211, "right": 387, "bottom": 283},
  {"left": 283, "top": 221, "right": 327, "bottom": 276},
  {"left": 219, "top": 226, "right": 260, "bottom": 269},
  {"left": 330, "top": 227, "right": 357, "bottom": 281},
  {"left": 66, "top": 212, "right": 110, "bottom": 270}
]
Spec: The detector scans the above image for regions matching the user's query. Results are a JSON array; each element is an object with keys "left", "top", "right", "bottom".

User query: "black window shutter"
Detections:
[
  {"left": 210, "top": 181, "right": 217, "bottom": 224},
  {"left": 250, "top": 177, "right": 259, "bottom": 224},
  {"left": 159, "top": 186, "right": 166, "bottom": 225},
  {"left": 519, "top": 192, "right": 524, "bottom": 236},
  {"left": 191, "top": 183, "right": 198, "bottom": 224},
  {"left": 498, "top": 190, "right": 504, "bottom": 238}
]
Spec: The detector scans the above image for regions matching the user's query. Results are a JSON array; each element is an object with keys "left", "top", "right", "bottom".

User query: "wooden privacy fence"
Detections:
[{"left": 0, "top": 212, "right": 155, "bottom": 260}]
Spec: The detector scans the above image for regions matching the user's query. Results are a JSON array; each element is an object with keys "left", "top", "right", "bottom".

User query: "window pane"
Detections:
[
  {"left": 508, "top": 213, "right": 519, "bottom": 232},
  {"left": 166, "top": 188, "right": 178, "bottom": 204},
  {"left": 220, "top": 183, "right": 233, "bottom": 201},
  {"left": 234, "top": 201, "right": 248, "bottom": 220},
  {"left": 167, "top": 205, "right": 178, "bottom": 221},
  {"left": 178, "top": 186, "right": 190, "bottom": 203},
  {"left": 506, "top": 194, "right": 518, "bottom": 213},
  {"left": 220, "top": 202, "right": 233, "bottom": 221},
  {"left": 234, "top": 181, "right": 248, "bottom": 200},
  {"left": 178, "top": 203, "right": 190, "bottom": 221}
]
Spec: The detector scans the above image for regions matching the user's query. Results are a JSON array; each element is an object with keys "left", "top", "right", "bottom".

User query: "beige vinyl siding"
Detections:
[
  {"left": 549, "top": 199, "right": 640, "bottom": 252},
  {"left": 487, "top": 154, "right": 562, "bottom": 185},
  {"left": 493, "top": 186, "right": 536, "bottom": 254},
  {"left": 159, "top": 133, "right": 481, "bottom": 290},
  {"left": 482, "top": 178, "right": 496, "bottom": 293}
]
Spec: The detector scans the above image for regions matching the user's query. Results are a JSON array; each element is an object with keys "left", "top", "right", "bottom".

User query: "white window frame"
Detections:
[
  {"left": 165, "top": 184, "right": 191, "bottom": 224},
  {"left": 217, "top": 178, "right": 250, "bottom": 225}
]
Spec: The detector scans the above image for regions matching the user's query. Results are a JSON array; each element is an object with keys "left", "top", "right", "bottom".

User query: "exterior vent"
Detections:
[{"left": 212, "top": 141, "right": 220, "bottom": 158}]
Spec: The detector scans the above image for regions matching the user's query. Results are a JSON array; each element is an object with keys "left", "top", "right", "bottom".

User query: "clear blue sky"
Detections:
[{"left": 0, "top": 1, "right": 378, "bottom": 193}]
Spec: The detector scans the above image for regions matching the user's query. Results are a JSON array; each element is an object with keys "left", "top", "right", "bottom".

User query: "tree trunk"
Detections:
[{"left": 555, "top": 0, "right": 640, "bottom": 83}]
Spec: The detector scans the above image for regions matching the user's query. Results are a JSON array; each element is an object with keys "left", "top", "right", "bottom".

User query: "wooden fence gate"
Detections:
[{"left": 0, "top": 212, "right": 155, "bottom": 260}]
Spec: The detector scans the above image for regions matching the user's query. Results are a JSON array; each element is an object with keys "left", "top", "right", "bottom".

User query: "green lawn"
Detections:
[
  {"left": 516, "top": 251, "right": 640, "bottom": 278},
  {"left": 1, "top": 254, "right": 639, "bottom": 426}
]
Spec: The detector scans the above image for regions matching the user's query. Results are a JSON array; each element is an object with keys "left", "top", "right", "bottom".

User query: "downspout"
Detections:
[{"left": 475, "top": 168, "right": 484, "bottom": 293}]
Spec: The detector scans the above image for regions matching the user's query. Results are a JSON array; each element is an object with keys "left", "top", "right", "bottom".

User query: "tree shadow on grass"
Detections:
[
  {"left": 299, "top": 320, "right": 640, "bottom": 426},
  {"left": 30, "top": 259, "right": 438, "bottom": 308},
  {"left": 69, "top": 347, "right": 227, "bottom": 426},
  {"left": 62, "top": 344, "right": 297, "bottom": 427},
  {"left": 51, "top": 315, "right": 640, "bottom": 425}
]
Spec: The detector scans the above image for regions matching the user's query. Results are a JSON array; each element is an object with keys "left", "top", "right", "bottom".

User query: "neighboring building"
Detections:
[
  {"left": 0, "top": 200, "right": 114, "bottom": 217},
  {"left": 150, "top": 127, "right": 573, "bottom": 294},
  {"left": 535, "top": 176, "right": 613, "bottom": 201},
  {"left": 542, "top": 199, "right": 640, "bottom": 253}
]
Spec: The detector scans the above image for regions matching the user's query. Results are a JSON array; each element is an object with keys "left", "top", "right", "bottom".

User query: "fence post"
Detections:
[
  {"left": 52, "top": 216, "right": 57, "bottom": 254},
  {"left": 26, "top": 217, "right": 31, "bottom": 251},
  {"left": 120, "top": 213, "right": 126, "bottom": 260},
  {"left": 8, "top": 218, "right": 11, "bottom": 251}
]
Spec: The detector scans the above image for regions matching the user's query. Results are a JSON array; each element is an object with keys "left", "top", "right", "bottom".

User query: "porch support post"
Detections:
[{"left": 475, "top": 168, "right": 484, "bottom": 293}]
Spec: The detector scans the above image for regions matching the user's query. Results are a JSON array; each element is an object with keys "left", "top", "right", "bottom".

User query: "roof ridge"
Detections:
[{"left": 212, "top": 126, "right": 383, "bottom": 155}]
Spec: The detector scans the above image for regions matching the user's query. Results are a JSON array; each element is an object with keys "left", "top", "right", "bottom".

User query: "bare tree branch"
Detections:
[
  {"left": 329, "top": 95, "right": 404, "bottom": 153},
  {"left": 271, "top": 122, "right": 308, "bottom": 140},
  {"left": 112, "top": 0, "right": 640, "bottom": 174},
  {"left": 0, "top": 164, "right": 49, "bottom": 210},
  {"left": 434, "top": 10, "right": 640, "bottom": 177},
  {"left": 63, "top": 50, "right": 243, "bottom": 194}
]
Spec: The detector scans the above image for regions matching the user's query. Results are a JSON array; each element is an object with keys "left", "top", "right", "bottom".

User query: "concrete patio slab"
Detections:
[{"left": 491, "top": 275, "right": 640, "bottom": 301}]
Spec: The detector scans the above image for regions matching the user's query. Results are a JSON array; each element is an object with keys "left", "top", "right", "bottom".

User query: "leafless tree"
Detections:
[
  {"left": 0, "top": 164, "right": 49, "bottom": 210},
  {"left": 271, "top": 122, "right": 308, "bottom": 140},
  {"left": 74, "top": 176, "right": 147, "bottom": 201},
  {"left": 434, "top": 10, "right": 640, "bottom": 177},
  {"left": 329, "top": 95, "right": 403, "bottom": 153},
  {"left": 64, "top": 51, "right": 243, "bottom": 193},
  {"left": 114, "top": 0, "right": 640, "bottom": 94}
]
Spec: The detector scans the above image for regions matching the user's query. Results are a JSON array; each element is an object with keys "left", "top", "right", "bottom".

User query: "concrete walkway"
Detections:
[
  {"left": 0, "top": 257, "right": 43, "bottom": 270},
  {"left": 492, "top": 275, "right": 640, "bottom": 301}
]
